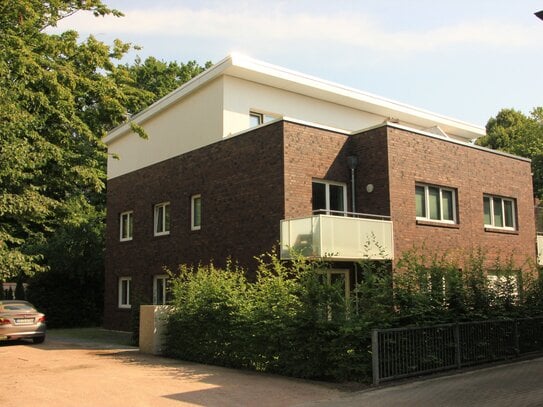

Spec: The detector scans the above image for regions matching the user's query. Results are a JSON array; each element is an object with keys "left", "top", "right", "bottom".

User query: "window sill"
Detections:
[
  {"left": 154, "top": 232, "right": 170, "bottom": 237},
  {"left": 118, "top": 305, "right": 132, "bottom": 310},
  {"left": 416, "top": 220, "right": 460, "bottom": 229},
  {"left": 119, "top": 238, "right": 133, "bottom": 242},
  {"left": 484, "top": 227, "right": 518, "bottom": 235}
]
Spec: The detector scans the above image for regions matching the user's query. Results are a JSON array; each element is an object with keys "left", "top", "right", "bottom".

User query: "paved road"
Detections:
[
  {"left": 4, "top": 336, "right": 543, "bottom": 406},
  {"left": 299, "top": 357, "right": 543, "bottom": 407},
  {"left": 1, "top": 338, "right": 341, "bottom": 407}
]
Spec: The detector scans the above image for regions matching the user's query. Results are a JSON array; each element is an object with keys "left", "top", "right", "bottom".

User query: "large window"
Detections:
[
  {"left": 483, "top": 195, "right": 516, "bottom": 230},
  {"left": 312, "top": 180, "right": 346, "bottom": 215},
  {"left": 153, "top": 275, "right": 168, "bottom": 305},
  {"left": 415, "top": 184, "right": 456, "bottom": 223},
  {"left": 119, "top": 211, "right": 133, "bottom": 241},
  {"left": 154, "top": 202, "right": 170, "bottom": 236},
  {"left": 191, "top": 194, "right": 201, "bottom": 231},
  {"left": 118, "top": 277, "right": 131, "bottom": 309}
]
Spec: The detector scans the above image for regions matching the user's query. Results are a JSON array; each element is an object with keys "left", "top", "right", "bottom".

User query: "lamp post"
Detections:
[{"left": 536, "top": 10, "right": 543, "bottom": 21}]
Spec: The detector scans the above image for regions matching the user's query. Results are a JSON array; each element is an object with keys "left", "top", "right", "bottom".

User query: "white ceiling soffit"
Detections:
[{"left": 104, "top": 53, "right": 485, "bottom": 144}]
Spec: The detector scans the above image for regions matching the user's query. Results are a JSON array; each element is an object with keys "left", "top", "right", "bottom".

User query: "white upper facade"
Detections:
[{"left": 104, "top": 53, "right": 486, "bottom": 179}]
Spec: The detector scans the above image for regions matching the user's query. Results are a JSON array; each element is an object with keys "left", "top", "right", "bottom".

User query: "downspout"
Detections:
[{"left": 347, "top": 155, "right": 358, "bottom": 213}]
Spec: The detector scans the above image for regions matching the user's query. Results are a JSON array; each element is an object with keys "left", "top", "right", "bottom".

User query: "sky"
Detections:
[{"left": 51, "top": 0, "right": 543, "bottom": 127}]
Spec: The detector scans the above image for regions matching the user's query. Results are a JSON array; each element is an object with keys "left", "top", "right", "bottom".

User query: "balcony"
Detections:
[{"left": 280, "top": 211, "right": 394, "bottom": 261}]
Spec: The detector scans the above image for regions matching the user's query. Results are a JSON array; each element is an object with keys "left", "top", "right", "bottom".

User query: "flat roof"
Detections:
[{"left": 104, "top": 53, "right": 485, "bottom": 144}]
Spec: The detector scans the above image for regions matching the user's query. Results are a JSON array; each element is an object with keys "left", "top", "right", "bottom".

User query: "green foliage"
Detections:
[
  {"left": 14, "top": 272, "right": 26, "bottom": 300},
  {"left": 164, "top": 248, "right": 543, "bottom": 383},
  {"left": 477, "top": 107, "right": 543, "bottom": 198}
]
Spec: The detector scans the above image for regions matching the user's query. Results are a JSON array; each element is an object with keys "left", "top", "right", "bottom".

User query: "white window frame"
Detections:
[
  {"left": 312, "top": 179, "right": 348, "bottom": 216},
  {"left": 483, "top": 195, "right": 516, "bottom": 230},
  {"left": 153, "top": 275, "right": 168, "bottom": 305},
  {"left": 249, "top": 110, "right": 276, "bottom": 127},
  {"left": 154, "top": 202, "right": 170, "bottom": 236},
  {"left": 416, "top": 183, "right": 457, "bottom": 224},
  {"left": 119, "top": 211, "right": 133, "bottom": 241},
  {"left": 191, "top": 194, "right": 201, "bottom": 231},
  {"left": 118, "top": 277, "right": 131, "bottom": 309}
]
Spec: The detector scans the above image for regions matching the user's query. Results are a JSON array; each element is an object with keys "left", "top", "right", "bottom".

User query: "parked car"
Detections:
[{"left": 0, "top": 300, "right": 46, "bottom": 344}]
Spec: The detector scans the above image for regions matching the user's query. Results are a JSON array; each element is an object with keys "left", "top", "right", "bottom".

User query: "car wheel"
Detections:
[{"left": 32, "top": 336, "right": 45, "bottom": 344}]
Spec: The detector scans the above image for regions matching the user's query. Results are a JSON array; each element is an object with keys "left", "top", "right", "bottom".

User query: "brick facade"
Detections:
[{"left": 105, "top": 120, "right": 536, "bottom": 330}]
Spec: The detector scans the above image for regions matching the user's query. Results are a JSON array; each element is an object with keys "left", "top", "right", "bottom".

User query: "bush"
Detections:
[{"left": 164, "top": 248, "right": 543, "bottom": 382}]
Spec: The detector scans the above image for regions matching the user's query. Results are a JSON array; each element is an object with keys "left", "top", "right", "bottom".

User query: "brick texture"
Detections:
[{"left": 105, "top": 120, "right": 537, "bottom": 330}]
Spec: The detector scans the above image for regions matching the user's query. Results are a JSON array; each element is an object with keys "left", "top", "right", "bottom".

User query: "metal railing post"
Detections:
[
  {"left": 454, "top": 323, "right": 461, "bottom": 369},
  {"left": 372, "top": 329, "right": 380, "bottom": 386}
]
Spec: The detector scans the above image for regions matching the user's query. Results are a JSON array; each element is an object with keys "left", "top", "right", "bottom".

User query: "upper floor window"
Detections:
[
  {"left": 415, "top": 184, "right": 456, "bottom": 223},
  {"left": 191, "top": 194, "right": 201, "bottom": 230},
  {"left": 312, "top": 180, "right": 346, "bottom": 215},
  {"left": 483, "top": 195, "right": 516, "bottom": 230},
  {"left": 118, "top": 277, "right": 131, "bottom": 309},
  {"left": 154, "top": 202, "right": 170, "bottom": 236},
  {"left": 250, "top": 111, "right": 275, "bottom": 127},
  {"left": 120, "top": 211, "right": 133, "bottom": 241}
]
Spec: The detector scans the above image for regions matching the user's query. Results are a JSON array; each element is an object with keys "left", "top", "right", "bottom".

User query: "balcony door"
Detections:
[{"left": 312, "top": 180, "right": 347, "bottom": 215}]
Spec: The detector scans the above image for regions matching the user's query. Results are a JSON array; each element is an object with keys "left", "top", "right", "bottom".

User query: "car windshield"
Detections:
[{"left": 0, "top": 303, "right": 36, "bottom": 312}]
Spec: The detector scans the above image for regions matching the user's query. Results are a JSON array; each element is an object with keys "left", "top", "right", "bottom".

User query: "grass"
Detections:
[{"left": 47, "top": 327, "right": 133, "bottom": 346}]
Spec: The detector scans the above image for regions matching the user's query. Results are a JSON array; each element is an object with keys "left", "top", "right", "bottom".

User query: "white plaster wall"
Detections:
[
  {"left": 223, "top": 75, "right": 386, "bottom": 136},
  {"left": 107, "top": 77, "right": 224, "bottom": 179}
]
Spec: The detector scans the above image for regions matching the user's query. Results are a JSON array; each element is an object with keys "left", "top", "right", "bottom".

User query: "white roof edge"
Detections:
[{"left": 104, "top": 53, "right": 485, "bottom": 145}]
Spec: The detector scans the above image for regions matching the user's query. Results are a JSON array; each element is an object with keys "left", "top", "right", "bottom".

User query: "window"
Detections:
[
  {"left": 118, "top": 277, "right": 131, "bottom": 309},
  {"left": 153, "top": 275, "right": 168, "bottom": 305},
  {"left": 191, "top": 194, "right": 201, "bottom": 230},
  {"left": 119, "top": 211, "right": 133, "bottom": 241},
  {"left": 483, "top": 195, "right": 516, "bottom": 230},
  {"left": 154, "top": 202, "right": 170, "bottom": 236},
  {"left": 312, "top": 180, "right": 347, "bottom": 215},
  {"left": 415, "top": 184, "right": 456, "bottom": 223},
  {"left": 249, "top": 111, "right": 275, "bottom": 127}
]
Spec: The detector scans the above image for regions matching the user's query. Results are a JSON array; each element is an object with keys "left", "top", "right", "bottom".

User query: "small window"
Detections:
[
  {"left": 118, "top": 277, "right": 131, "bottom": 309},
  {"left": 153, "top": 275, "right": 169, "bottom": 305},
  {"left": 154, "top": 202, "right": 170, "bottom": 236},
  {"left": 483, "top": 195, "right": 516, "bottom": 230},
  {"left": 249, "top": 111, "right": 275, "bottom": 127},
  {"left": 120, "top": 211, "right": 133, "bottom": 241},
  {"left": 312, "top": 180, "right": 347, "bottom": 215},
  {"left": 191, "top": 195, "right": 201, "bottom": 230},
  {"left": 415, "top": 184, "right": 456, "bottom": 223}
]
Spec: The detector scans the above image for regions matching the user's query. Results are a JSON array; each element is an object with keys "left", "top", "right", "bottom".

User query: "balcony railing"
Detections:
[{"left": 280, "top": 211, "right": 394, "bottom": 261}]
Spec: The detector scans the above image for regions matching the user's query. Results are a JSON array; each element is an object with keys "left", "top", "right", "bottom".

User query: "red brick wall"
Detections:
[
  {"left": 104, "top": 122, "right": 286, "bottom": 330},
  {"left": 386, "top": 125, "right": 536, "bottom": 268},
  {"left": 283, "top": 122, "right": 351, "bottom": 218}
]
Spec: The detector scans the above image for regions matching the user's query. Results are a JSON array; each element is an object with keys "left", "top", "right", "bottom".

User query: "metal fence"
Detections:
[{"left": 371, "top": 317, "right": 543, "bottom": 385}]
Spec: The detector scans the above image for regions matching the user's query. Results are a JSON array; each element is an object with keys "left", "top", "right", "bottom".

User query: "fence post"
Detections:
[
  {"left": 514, "top": 319, "right": 520, "bottom": 357},
  {"left": 454, "top": 323, "right": 461, "bottom": 369},
  {"left": 372, "top": 329, "right": 380, "bottom": 386}
]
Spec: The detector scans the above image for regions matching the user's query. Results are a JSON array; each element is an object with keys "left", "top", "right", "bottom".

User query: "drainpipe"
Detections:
[{"left": 347, "top": 155, "right": 358, "bottom": 213}]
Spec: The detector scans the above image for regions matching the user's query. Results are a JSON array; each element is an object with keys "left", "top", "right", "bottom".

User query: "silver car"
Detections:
[{"left": 0, "top": 300, "right": 46, "bottom": 344}]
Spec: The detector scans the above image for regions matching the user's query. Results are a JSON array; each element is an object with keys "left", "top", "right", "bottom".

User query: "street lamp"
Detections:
[{"left": 536, "top": 10, "right": 543, "bottom": 21}]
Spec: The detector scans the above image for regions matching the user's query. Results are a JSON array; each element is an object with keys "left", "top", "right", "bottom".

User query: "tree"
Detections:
[{"left": 477, "top": 108, "right": 543, "bottom": 198}]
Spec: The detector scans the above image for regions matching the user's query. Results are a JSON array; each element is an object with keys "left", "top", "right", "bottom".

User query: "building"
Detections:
[{"left": 104, "top": 54, "right": 536, "bottom": 331}]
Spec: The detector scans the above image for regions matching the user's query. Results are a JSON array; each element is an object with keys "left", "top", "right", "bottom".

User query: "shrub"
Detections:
[{"left": 164, "top": 248, "right": 543, "bottom": 382}]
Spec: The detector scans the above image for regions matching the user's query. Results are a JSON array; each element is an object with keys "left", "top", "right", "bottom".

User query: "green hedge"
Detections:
[{"left": 164, "top": 248, "right": 543, "bottom": 382}]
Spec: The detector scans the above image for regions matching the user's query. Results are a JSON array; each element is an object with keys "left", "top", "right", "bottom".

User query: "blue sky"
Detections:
[{"left": 53, "top": 0, "right": 543, "bottom": 127}]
